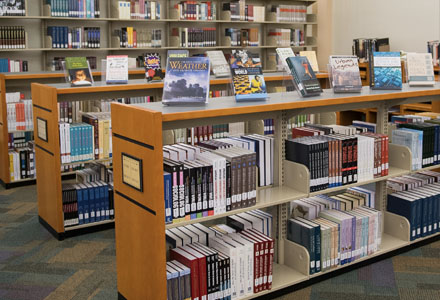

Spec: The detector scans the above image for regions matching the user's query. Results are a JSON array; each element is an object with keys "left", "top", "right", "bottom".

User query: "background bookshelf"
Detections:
[
  {"left": 110, "top": 83, "right": 440, "bottom": 299},
  {"left": 0, "top": 0, "right": 318, "bottom": 72}
]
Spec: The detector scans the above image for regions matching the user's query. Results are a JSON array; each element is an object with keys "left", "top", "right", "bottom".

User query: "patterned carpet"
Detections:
[{"left": 0, "top": 184, "right": 439, "bottom": 300}]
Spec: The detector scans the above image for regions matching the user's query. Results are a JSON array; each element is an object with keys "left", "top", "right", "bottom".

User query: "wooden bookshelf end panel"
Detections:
[{"left": 111, "top": 103, "right": 166, "bottom": 300}]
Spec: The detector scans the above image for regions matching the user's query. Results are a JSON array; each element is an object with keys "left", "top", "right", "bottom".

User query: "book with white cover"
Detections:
[
  {"left": 276, "top": 47, "right": 295, "bottom": 73},
  {"left": 406, "top": 52, "right": 435, "bottom": 86},
  {"left": 206, "top": 50, "right": 231, "bottom": 77},
  {"left": 300, "top": 51, "right": 319, "bottom": 72}
]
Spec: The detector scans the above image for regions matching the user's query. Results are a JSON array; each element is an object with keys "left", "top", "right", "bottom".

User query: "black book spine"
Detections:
[{"left": 226, "top": 162, "right": 231, "bottom": 211}]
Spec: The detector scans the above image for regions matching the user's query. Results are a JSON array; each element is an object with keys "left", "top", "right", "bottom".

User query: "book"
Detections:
[
  {"left": 47, "top": 26, "right": 100, "bottom": 49},
  {"left": 0, "top": 0, "right": 25, "bottom": 16},
  {"left": 427, "top": 40, "right": 439, "bottom": 67},
  {"left": 205, "top": 50, "right": 230, "bottom": 78},
  {"left": 299, "top": 51, "right": 319, "bottom": 72},
  {"left": 276, "top": 47, "right": 295, "bottom": 73},
  {"left": 406, "top": 53, "right": 435, "bottom": 86},
  {"left": 229, "top": 50, "right": 267, "bottom": 101},
  {"left": 329, "top": 55, "right": 362, "bottom": 93},
  {"left": 106, "top": 55, "right": 128, "bottom": 84},
  {"left": 370, "top": 52, "right": 402, "bottom": 90},
  {"left": 144, "top": 53, "right": 164, "bottom": 82},
  {"left": 286, "top": 56, "right": 322, "bottom": 97},
  {"left": 353, "top": 38, "right": 390, "bottom": 62},
  {"left": 64, "top": 57, "right": 93, "bottom": 86},
  {"left": 168, "top": 50, "right": 189, "bottom": 58},
  {"left": 162, "top": 57, "right": 210, "bottom": 105}
]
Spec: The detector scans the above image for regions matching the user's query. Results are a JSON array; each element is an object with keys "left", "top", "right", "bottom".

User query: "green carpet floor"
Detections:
[{"left": 0, "top": 184, "right": 439, "bottom": 300}]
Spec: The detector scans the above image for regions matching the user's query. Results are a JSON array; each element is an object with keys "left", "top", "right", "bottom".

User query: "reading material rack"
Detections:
[
  {"left": 0, "top": 0, "right": 318, "bottom": 72},
  {"left": 108, "top": 83, "right": 440, "bottom": 299}
]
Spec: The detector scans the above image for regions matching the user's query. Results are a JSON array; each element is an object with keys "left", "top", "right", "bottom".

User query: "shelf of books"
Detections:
[
  {"left": 94, "top": 78, "right": 440, "bottom": 299},
  {"left": 0, "top": 0, "right": 318, "bottom": 73}
]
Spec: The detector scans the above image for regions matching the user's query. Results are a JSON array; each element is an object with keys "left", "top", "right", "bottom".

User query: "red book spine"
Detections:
[
  {"left": 170, "top": 249, "right": 200, "bottom": 300},
  {"left": 208, "top": 125, "right": 213, "bottom": 140},
  {"left": 385, "top": 135, "right": 389, "bottom": 175}
]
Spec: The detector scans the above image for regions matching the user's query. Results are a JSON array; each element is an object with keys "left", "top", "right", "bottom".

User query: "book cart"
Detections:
[
  {"left": 108, "top": 83, "right": 440, "bottom": 299},
  {"left": 0, "top": 0, "right": 318, "bottom": 72}
]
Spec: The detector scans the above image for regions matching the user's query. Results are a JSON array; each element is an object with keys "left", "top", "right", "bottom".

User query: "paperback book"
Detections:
[
  {"left": 144, "top": 53, "right": 164, "bottom": 82},
  {"left": 229, "top": 50, "right": 267, "bottom": 101},
  {"left": 64, "top": 57, "right": 93, "bottom": 87},
  {"left": 106, "top": 55, "right": 128, "bottom": 84},
  {"left": 370, "top": 52, "right": 402, "bottom": 90},
  {"left": 286, "top": 56, "right": 322, "bottom": 97},
  {"left": 299, "top": 51, "right": 319, "bottom": 72},
  {"left": 406, "top": 53, "right": 435, "bottom": 86},
  {"left": 162, "top": 57, "right": 210, "bottom": 105},
  {"left": 329, "top": 55, "right": 362, "bottom": 93},
  {"left": 206, "top": 50, "right": 230, "bottom": 78},
  {"left": 167, "top": 50, "right": 189, "bottom": 58},
  {"left": 276, "top": 47, "right": 295, "bottom": 74}
]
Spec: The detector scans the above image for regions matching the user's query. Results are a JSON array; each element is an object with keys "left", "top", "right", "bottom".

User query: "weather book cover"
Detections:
[
  {"left": 162, "top": 57, "right": 210, "bottom": 105},
  {"left": 229, "top": 50, "right": 267, "bottom": 101},
  {"left": 371, "top": 52, "right": 402, "bottom": 90},
  {"left": 286, "top": 56, "right": 322, "bottom": 97}
]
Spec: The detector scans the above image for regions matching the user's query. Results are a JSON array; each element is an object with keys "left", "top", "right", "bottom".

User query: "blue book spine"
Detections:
[
  {"left": 435, "top": 195, "right": 440, "bottom": 233},
  {"left": 94, "top": 184, "right": 101, "bottom": 221},
  {"left": 437, "top": 195, "right": 440, "bottom": 233},
  {"left": 428, "top": 196, "right": 434, "bottom": 235},
  {"left": 76, "top": 186, "right": 84, "bottom": 224},
  {"left": 99, "top": 183, "right": 106, "bottom": 220},
  {"left": 387, "top": 195, "right": 417, "bottom": 241},
  {"left": 82, "top": 124, "right": 87, "bottom": 161},
  {"left": 64, "top": 26, "right": 68, "bottom": 48},
  {"left": 103, "top": 183, "right": 109, "bottom": 220},
  {"left": 88, "top": 185, "right": 95, "bottom": 222},
  {"left": 82, "top": 186, "right": 90, "bottom": 223},
  {"left": 421, "top": 196, "right": 428, "bottom": 237},
  {"left": 164, "top": 172, "right": 173, "bottom": 223},
  {"left": 314, "top": 225, "right": 321, "bottom": 273},
  {"left": 416, "top": 198, "right": 422, "bottom": 239}
]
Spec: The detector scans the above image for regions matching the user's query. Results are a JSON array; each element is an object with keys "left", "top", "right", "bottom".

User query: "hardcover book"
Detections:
[
  {"left": 329, "top": 55, "right": 362, "bottom": 93},
  {"left": 299, "top": 51, "right": 319, "bottom": 72},
  {"left": 406, "top": 53, "right": 435, "bottom": 86},
  {"left": 370, "top": 52, "right": 402, "bottom": 90},
  {"left": 162, "top": 57, "right": 210, "bottom": 105},
  {"left": 276, "top": 47, "right": 295, "bottom": 73},
  {"left": 168, "top": 50, "right": 189, "bottom": 58},
  {"left": 144, "top": 53, "right": 164, "bottom": 82},
  {"left": 229, "top": 50, "right": 267, "bottom": 101},
  {"left": 64, "top": 57, "right": 93, "bottom": 87},
  {"left": 206, "top": 50, "right": 230, "bottom": 78},
  {"left": 286, "top": 56, "right": 322, "bottom": 97}
]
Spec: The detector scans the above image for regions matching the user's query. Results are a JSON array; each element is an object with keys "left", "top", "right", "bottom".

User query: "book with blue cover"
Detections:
[
  {"left": 286, "top": 56, "right": 322, "bottom": 97},
  {"left": 370, "top": 52, "right": 402, "bottom": 90},
  {"left": 229, "top": 50, "right": 267, "bottom": 101},
  {"left": 162, "top": 57, "right": 210, "bottom": 105}
]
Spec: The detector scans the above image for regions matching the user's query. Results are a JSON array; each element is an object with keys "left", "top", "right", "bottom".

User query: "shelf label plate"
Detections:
[{"left": 122, "top": 153, "right": 143, "bottom": 192}]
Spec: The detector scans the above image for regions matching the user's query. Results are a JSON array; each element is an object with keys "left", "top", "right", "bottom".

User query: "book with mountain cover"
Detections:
[
  {"left": 229, "top": 50, "right": 267, "bottom": 101},
  {"left": 329, "top": 55, "right": 362, "bottom": 92},
  {"left": 64, "top": 57, "right": 93, "bottom": 87},
  {"left": 162, "top": 57, "right": 210, "bottom": 105},
  {"left": 370, "top": 52, "right": 402, "bottom": 90},
  {"left": 144, "top": 53, "right": 164, "bottom": 82},
  {"left": 406, "top": 53, "right": 435, "bottom": 86},
  {"left": 286, "top": 56, "right": 322, "bottom": 97}
]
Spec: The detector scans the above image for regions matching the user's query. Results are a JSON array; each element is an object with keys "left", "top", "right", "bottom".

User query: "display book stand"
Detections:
[{"left": 109, "top": 83, "right": 440, "bottom": 300}]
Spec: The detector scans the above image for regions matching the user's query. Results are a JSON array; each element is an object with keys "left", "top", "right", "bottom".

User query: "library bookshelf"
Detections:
[
  {"left": 2, "top": 71, "right": 328, "bottom": 188},
  {"left": 107, "top": 83, "right": 440, "bottom": 299},
  {"left": 0, "top": 0, "right": 318, "bottom": 72}
]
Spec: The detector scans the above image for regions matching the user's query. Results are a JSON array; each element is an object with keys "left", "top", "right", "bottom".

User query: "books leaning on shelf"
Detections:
[
  {"left": 0, "top": 26, "right": 26, "bottom": 49},
  {"left": 8, "top": 141, "right": 35, "bottom": 182},
  {"left": 328, "top": 55, "right": 362, "bottom": 93},
  {"left": 288, "top": 204, "right": 381, "bottom": 274},
  {"left": 406, "top": 52, "right": 435, "bottom": 86},
  {"left": 117, "top": 0, "right": 161, "bottom": 20},
  {"left": 206, "top": 50, "right": 230, "bottom": 78},
  {"left": 268, "top": 4, "right": 307, "bottom": 22},
  {"left": 352, "top": 38, "right": 390, "bottom": 62},
  {"left": 6, "top": 99, "right": 33, "bottom": 131},
  {"left": 222, "top": 1, "right": 265, "bottom": 22},
  {"left": 427, "top": 40, "right": 440, "bottom": 67},
  {"left": 61, "top": 168, "right": 114, "bottom": 228},
  {"left": 162, "top": 56, "right": 210, "bottom": 105},
  {"left": 268, "top": 28, "right": 304, "bottom": 47},
  {"left": 46, "top": 0, "right": 100, "bottom": 18},
  {"left": 65, "top": 57, "right": 93, "bottom": 86},
  {"left": 144, "top": 53, "right": 164, "bottom": 81},
  {"left": 299, "top": 51, "right": 319, "bottom": 73},
  {"left": 230, "top": 50, "right": 267, "bottom": 101},
  {"left": 163, "top": 135, "right": 274, "bottom": 224},
  {"left": 286, "top": 56, "right": 322, "bottom": 97},
  {"left": 171, "top": 27, "right": 216, "bottom": 48},
  {"left": 285, "top": 124, "right": 389, "bottom": 192},
  {"left": 370, "top": 52, "right": 402, "bottom": 90},
  {"left": 225, "top": 28, "right": 259, "bottom": 47},
  {"left": 0, "top": 0, "right": 25, "bottom": 16},
  {"left": 0, "top": 58, "right": 28, "bottom": 72},
  {"left": 173, "top": 1, "right": 217, "bottom": 20},
  {"left": 387, "top": 171, "right": 440, "bottom": 241},
  {"left": 275, "top": 47, "right": 295, "bottom": 73},
  {"left": 114, "top": 27, "right": 162, "bottom": 48},
  {"left": 167, "top": 213, "right": 274, "bottom": 299},
  {"left": 47, "top": 26, "right": 100, "bottom": 49}
]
